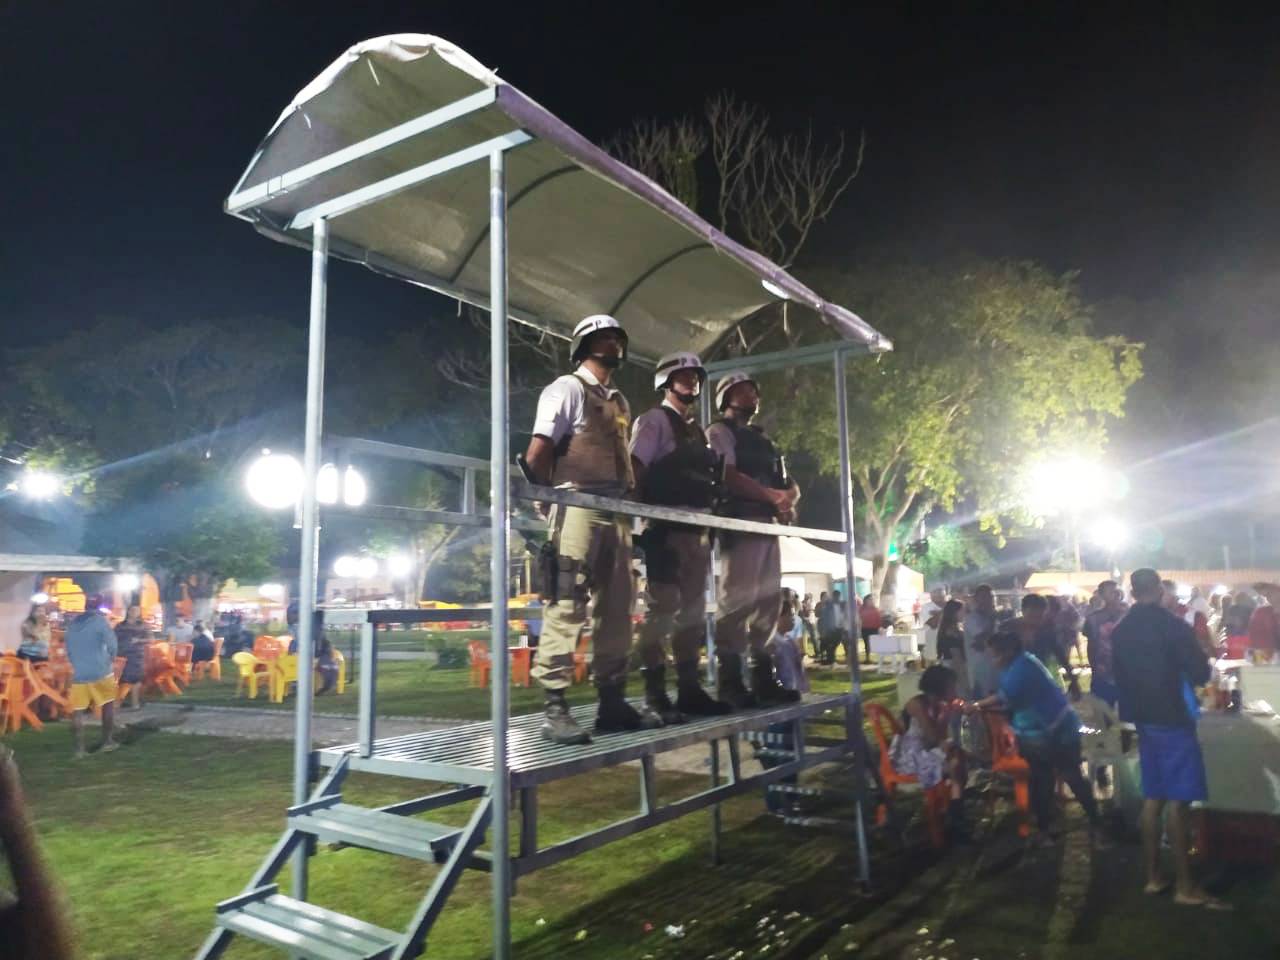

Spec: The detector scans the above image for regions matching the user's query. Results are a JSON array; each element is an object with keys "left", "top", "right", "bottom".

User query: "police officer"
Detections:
[
  {"left": 629, "top": 352, "right": 732, "bottom": 724},
  {"left": 524, "top": 315, "right": 661, "bottom": 744},
  {"left": 706, "top": 371, "right": 802, "bottom": 707}
]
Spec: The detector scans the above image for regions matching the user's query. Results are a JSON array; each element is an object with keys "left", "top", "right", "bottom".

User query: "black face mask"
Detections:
[
  {"left": 590, "top": 353, "right": 622, "bottom": 370},
  {"left": 669, "top": 389, "right": 698, "bottom": 407},
  {"left": 729, "top": 403, "right": 758, "bottom": 420}
]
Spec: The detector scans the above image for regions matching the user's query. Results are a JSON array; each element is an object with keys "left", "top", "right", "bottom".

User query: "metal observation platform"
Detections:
[{"left": 197, "top": 32, "right": 892, "bottom": 960}]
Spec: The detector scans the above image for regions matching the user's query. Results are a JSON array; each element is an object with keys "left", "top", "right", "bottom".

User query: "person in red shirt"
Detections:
[{"left": 859, "top": 594, "right": 883, "bottom": 664}]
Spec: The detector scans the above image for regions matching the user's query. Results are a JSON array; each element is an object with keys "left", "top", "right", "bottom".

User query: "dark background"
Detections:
[{"left": 4, "top": 2, "right": 1278, "bottom": 568}]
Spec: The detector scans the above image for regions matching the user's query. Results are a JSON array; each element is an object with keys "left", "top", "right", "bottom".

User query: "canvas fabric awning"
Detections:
[
  {"left": 780, "top": 536, "right": 872, "bottom": 580},
  {"left": 226, "top": 34, "right": 890, "bottom": 361}
]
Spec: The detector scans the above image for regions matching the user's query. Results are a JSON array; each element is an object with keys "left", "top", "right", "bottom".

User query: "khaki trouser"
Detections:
[
  {"left": 637, "top": 526, "right": 709, "bottom": 669},
  {"left": 533, "top": 505, "right": 634, "bottom": 690},
  {"left": 714, "top": 533, "right": 782, "bottom": 657}
]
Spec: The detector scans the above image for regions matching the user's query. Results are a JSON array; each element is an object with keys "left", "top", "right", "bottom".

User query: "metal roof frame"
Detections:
[{"left": 216, "top": 33, "right": 886, "bottom": 960}]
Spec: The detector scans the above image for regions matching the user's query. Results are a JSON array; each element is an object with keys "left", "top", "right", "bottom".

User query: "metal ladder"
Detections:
[{"left": 193, "top": 754, "right": 492, "bottom": 960}]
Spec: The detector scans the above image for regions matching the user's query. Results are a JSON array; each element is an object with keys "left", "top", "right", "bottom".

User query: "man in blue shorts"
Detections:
[{"left": 1112, "top": 568, "right": 1225, "bottom": 909}]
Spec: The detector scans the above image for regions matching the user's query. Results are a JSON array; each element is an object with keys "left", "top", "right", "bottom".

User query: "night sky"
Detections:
[
  {"left": 6, "top": 3, "right": 1278, "bottom": 338},
  {"left": 4, "top": 2, "right": 1278, "bottom": 564}
]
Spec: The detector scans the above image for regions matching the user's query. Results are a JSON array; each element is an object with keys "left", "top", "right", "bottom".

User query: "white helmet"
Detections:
[
  {"left": 570, "top": 314, "right": 628, "bottom": 365},
  {"left": 652, "top": 351, "right": 706, "bottom": 393},
  {"left": 714, "top": 370, "right": 758, "bottom": 412}
]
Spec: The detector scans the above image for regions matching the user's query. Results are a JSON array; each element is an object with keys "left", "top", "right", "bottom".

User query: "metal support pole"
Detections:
[
  {"left": 487, "top": 148, "right": 513, "bottom": 960},
  {"left": 292, "top": 216, "right": 329, "bottom": 900},
  {"left": 463, "top": 468, "right": 478, "bottom": 514},
  {"left": 834, "top": 349, "right": 872, "bottom": 888},
  {"left": 700, "top": 388, "right": 717, "bottom": 685},
  {"left": 709, "top": 739, "right": 722, "bottom": 866},
  {"left": 358, "top": 621, "right": 377, "bottom": 757}
]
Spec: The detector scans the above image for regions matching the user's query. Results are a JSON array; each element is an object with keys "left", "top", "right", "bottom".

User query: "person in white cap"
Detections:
[
  {"left": 524, "top": 315, "right": 660, "bottom": 744},
  {"left": 629, "top": 351, "right": 732, "bottom": 723},
  {"left": 705, "top": 372, "right": 802, "bottom": 707}
]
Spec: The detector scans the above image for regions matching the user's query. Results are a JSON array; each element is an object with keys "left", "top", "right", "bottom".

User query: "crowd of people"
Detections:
[
  {"left": 14, "top": 597, "right": 223, "bottom": 757},
  {"left": 884, "top": 571, "right": 1280, "bottom": 909}
]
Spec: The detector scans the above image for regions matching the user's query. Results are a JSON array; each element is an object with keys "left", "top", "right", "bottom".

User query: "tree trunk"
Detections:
[
  {"left": 155, "top": 570, "right": 182, "bottom": 629},
  {"left": 189, "top": 572, "right": 220, "bottom": 625}
]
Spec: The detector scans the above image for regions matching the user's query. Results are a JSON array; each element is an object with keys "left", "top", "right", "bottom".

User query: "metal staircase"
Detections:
[{"left": 195, "top": 754, "right": 492, "bottom": 960}]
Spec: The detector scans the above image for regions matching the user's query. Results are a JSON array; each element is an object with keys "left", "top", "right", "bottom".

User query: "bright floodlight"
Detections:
[
  {"left": 31, "top": 592, "right": 50, "bottom": 604},
  {"left": 258, "top": 583, "right": 285, "bottom": 600},
  {"left": 317, "top": 463, "right": 368, "bottom": 507},
  {"left": 114, "top": 573, "right": 140, "bottom": 592},
  {"left": 333, "top": 555, "right": 359, "bottom": 578},
  {"left": 355, "top": 556, "right": 378, "bottom": 579},
  {"left": 1026, "top": 457, "right": 1124, "bottom": 517},
  {"left": 1089, "top": 517, "right": 1129, "bottom": 553},
  {"left": 245, "top": 454, "right": 304, "bottom": 509},
  {"left": 20, "top": 470, "right": 62, "bottom": 500},
  {"left": 387, "top": 553, "right": 413, "bottom": 577},
  {"left": 333, "top": 555, "right": 377, "bottom": 579}
]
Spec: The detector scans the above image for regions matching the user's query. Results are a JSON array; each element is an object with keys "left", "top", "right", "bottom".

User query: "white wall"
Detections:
[{"left": 0, "top": 573, "right": 37, "bottom": 652}]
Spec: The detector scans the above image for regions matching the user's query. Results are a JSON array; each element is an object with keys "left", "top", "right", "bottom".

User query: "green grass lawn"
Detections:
[
  {"left": 8, "top": 721, "right": 895, "bottom": 960},
  {"left": 178, "top": 660, "right": 900, "bottom": 724}
]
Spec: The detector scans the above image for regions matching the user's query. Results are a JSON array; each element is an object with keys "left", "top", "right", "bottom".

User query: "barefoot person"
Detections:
[
  {"left": 64, "top": 595, "right": 120, "bottom": 758},
  {"left": 1111, "top": 568, "right": 1225, "bottom": 909}
]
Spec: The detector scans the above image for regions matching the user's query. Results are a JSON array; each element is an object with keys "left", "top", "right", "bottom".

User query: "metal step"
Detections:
[
  {"left": 215, "top": 885, "right": 400, "bottom": 960},
  {"left": 289, "top": 799, "right": 463, "bottom": 863}
]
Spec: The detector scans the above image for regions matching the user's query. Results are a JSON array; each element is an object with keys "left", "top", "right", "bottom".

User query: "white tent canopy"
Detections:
[
  {"left": 780, "top": 536, "right": 871, "bottom": 580},
  {"left": 226, "top": 34, "right": 890, "bottom": 361}
]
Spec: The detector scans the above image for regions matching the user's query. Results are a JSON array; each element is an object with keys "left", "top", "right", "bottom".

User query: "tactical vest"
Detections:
[
  {"left": 642, "top": 406, "right": 719, "bottom": 509},
  {"left": 550, "top": 374, "right": 634, "bottom": 495},
  {"left": 716, "top": 417, "right": 784, "bottom": 519}
]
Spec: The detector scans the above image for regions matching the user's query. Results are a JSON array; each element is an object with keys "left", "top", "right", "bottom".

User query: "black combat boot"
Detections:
[
  {"left": 595, "top": 680, "right": 664, "bottom": 733},
  {"left": 715, "top": 652, "right": 758, "bottom": 710},
  {"left": 643, "top": 665, "right": 684, "bottom": 725},
  {"left": 750, "top": 651, "right": 802, "bottom": 706},
  {"left": 675, "top": 659, "right": 732, "bottom": 715},
  {"left": 541, "top": 689, "right": 591, "bottom": 745}
]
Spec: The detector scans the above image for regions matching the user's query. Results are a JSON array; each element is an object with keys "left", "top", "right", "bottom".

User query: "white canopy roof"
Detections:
[
  {"left": 226, "top": 34, "right": 890, "bottom": 361},
  {"left": 780, "top": 536, "right": 871, "bottom": 580}
]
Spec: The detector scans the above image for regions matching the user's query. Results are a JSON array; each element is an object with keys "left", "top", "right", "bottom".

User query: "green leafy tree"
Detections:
[
  {"left": 769, "top": 260, "right": 1142, "bottom": 598},
  {"left": 11, "top": 316, "right": 302, "bottom": 619}
]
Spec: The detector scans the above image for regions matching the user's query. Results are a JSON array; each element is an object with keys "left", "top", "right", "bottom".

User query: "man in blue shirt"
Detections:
[
  {"left": 64, "top": 596, "right": 120, "bottom": 758},
  {"left": 968, "top": 629, "right": 1104, "bottom": 843},
  {"left": 1112, "top": 569, "right": 1223, "bottom": 909}
]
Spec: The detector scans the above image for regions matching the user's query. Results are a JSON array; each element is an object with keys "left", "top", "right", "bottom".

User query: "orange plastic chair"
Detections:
[
  {"left": 231, "top": 651, "right": 266, "bottom": 699},
  {"left": 254, "top": 635, "right": 288, "bottom": 662},
  {"left": 171, "top": 642, "right": 194, "bottom": 687},
  {"left": 984, "top": 711, "right": 1032, "bottom": 837},
  {"left": 572, "top": 632, "right": 591, "bottom": 685},
  {"left": 145, "top": 643, "right": 184, "bottom": 697},
  {"left": 46, "top": 643, "right": 73, "bottom": 693},
  {"left": 111, "top": 655, "right": 134, "bottom": 707},
  {"left": 1, "top": 656, "right": 46, "bottom": 733},
  {"left": 467, "top": 641, "right": 491, "bottom": 688},
  {"left": 865, "top": 702, "right": 949, "bottom": 847},
  {"left": 510, "top": 647, "right": 532, "bottom": 687}
]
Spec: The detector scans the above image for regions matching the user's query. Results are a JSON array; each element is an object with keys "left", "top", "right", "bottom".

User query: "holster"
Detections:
[{"left": 637, "top": 524, "right": 679, "bottom": 585}]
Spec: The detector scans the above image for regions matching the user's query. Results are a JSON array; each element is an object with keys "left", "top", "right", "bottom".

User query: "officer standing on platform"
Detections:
[
  {"left": 706, "top": 371, "right": 802, "bottom": 708},
  {"left": 523, "top": 315, "right": 661, "bottom": 745},
  {"left": 629, "top": 352, "right": 732, "bottom": 724}
]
